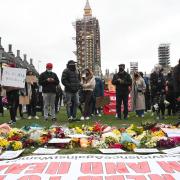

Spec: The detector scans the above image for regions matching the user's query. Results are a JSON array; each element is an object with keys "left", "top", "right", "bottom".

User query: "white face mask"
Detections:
[{"left": 47, "top": 69, "right": 52, "bottom": 73}]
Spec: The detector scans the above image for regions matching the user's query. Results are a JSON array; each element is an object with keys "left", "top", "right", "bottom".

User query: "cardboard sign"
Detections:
[
  {"left": 33, "top": 148, "right": 60, "bottom": 155},
  {"left": 0, "top": 149, "right": 24, "bottom": 160},
  {"left": 19, "top": 96, "right": 30, "bottom": 105},
  {"left": 26, "top": 75, "right": 37, "bottom": 83},
  {"left": 0, "top": 154, "right": 179, "bottom": 179},
  {"left": 134, "top": 148, "right": 160, "bottom": 154},
  {"left": 1, "top": 67, "right": 26, "bottom": 88}
]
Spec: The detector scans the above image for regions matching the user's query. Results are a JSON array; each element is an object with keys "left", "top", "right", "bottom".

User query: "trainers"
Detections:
[
  {"left": 52, "top": 118, "right": 57, "bottom": 121},
  {"left": 98, "top": 114, "right": 102, "bottom": 117},
  {"left": 16, "top": 117, "right": 21, "bottom": 121},
  {"left": 28, "top": 116, "right": 32, "bottom": 120},
  {"left": 80, "top": 116, "right": 85, "bottom": 121},
  {"left": 34, "top": 116, "right": 39, "bottom": 119},
  {"left": 8, "top": 120, "right": 16, "bottom": 125},
  {"left": 85, "top": 116, "right": 90, "bottom": 120}
]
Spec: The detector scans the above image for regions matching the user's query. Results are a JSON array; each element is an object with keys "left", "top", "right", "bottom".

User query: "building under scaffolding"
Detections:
[
  {"left": 130, "top": 62, "right": 138, "bottom": 74},
  {"left": 75, "top": 0, "right": 101, "bottom": 76},
  {"left": 158, "top": 43, "right": 170, "bottom": 74}
]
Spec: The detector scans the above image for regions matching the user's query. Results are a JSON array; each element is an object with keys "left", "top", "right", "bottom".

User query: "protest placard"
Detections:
[
  {"left": 1, "top": 67, "right": 26, "bottom": 88},
  {"left": 33, "top": 148, "right": 60, "bottom": 155}
]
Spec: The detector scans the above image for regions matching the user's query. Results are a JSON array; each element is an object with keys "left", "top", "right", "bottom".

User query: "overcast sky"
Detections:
[{"left": 0, "top": 0, "right": 180, "bottom": 77}]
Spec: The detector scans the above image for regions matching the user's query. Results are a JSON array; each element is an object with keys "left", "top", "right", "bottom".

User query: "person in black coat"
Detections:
[
  {"left": 112, "top": 64, "right": 132, "bottom": 120},
  {"left": 150, "top": 65, "right": 166, "bottom": 119},
  {"left": 166, "top": 70, "right": 176, "bottom": 116},
  {"left": 39, "top": 63, "right": 59, "bottom": 121},
  {"left": 61, "top": 60, "right": 81, "bottom": 121}
]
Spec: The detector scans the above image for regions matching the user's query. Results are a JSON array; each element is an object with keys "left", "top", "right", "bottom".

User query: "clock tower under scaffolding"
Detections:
[{"left": 75, "top": 0, "right": 101, "bottom": 76}]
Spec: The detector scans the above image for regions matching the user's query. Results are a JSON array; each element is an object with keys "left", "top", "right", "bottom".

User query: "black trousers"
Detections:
[
  {"left": 166, "top": 94, "right": 176, "bottom": 115},
  {"left": 7, "top": 91, "right": 19, "bottom": 122},
  {"left": 83, "top": 90, "right": 93, "bottom": 117},
  {"left": 116, "top": 93, "right": 128, "bottom": 118}
]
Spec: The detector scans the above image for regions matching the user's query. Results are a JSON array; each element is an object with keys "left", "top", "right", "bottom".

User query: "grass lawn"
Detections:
[
  {"left": 0, "top": 107, "right": 179, "bottom": 129},
  {"left": 0, "top": 107, "right": 179, "bottom": 154}
]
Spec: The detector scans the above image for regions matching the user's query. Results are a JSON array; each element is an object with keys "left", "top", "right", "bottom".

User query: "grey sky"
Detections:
[{"left": 0, "top": 0, "right": 180, "bottom": 77}]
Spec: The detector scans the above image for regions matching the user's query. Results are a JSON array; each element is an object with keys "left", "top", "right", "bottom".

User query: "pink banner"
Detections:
[{"left": 103, "top": 90, "right": 132, "bottom": 115}]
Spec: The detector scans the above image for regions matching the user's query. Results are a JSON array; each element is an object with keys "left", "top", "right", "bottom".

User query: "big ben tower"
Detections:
[{"left": 75, "top": 0, "right": 101, "bottom": 76}]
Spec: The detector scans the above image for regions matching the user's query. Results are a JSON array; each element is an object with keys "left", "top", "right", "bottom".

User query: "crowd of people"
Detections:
[{"left": 0, "top": 59, "right": 179, "bottom": 124}]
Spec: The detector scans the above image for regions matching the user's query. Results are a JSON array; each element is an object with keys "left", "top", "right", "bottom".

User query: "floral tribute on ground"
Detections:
[{"left": 0, "top": 122, "right": 180, "bottom": 152}]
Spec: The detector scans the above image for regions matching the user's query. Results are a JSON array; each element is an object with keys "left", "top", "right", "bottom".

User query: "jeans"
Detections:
[
  {"left": 65, "top": 92, "right": 79, "bottom": 118},
  {"left": 43, "top": 93, "right": 56, "bottom": 119}
]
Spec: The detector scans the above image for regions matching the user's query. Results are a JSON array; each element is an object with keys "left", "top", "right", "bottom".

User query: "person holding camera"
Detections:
[
  {"left": 131, "top": 72, "right": 146, "bottom": 117},
  {"left": 112, "top": 64, "right": 132, "bottom": 120}
]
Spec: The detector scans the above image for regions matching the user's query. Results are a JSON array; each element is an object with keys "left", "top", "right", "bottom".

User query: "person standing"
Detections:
[
  {"left": 26, "top": 70, "right": 39, "bottom": 119},
  {"left": 131, "top": 72, "right": 146, "bottom": 117},
  {"left": 112, "top": 64, "right": 132, "bottom": 120},
  {"left": 61, "top": 60, "right": 81, "bottom": 121},
  {"left": 39, "top": 63, "right": 59, "bottom": 121},
  {"left": 150, "top": 65, "right": 166, "bottom": 120},
  {"left": 92, "top": 76, "right": 104, "bottom": 116}
]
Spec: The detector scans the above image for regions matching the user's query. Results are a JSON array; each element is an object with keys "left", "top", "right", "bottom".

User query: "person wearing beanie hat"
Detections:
[
  {"left": 112, "top": 63, "right": 132, "bottom": 120},
  {"left": 61, "top": 60, "right": 81, "bottom": 121},
  {"left": 39, "top": 62, "right": 59, "bottom": 121}
]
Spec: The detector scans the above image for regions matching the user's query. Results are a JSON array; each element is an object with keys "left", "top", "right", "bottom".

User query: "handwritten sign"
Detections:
[
  {"left": 0, "top": 149, "right": 24, "bottom": 160},
  {"left": 1, "top": 67, "right": 27, "bottom": 88},
  {"left": 33, "top": 148, "right": 60, "bottom": 155}
]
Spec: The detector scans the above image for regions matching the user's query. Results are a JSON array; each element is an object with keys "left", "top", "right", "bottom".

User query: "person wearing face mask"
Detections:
[
  {"left": 61, "top": 60, "right": 81, "bottom": 121},
  {"left": 131, "top": 72, "right": 146, "bottom": 117},
  {"left": 150, "top": 65, "right": 166, "bottom": 120},
  {"left": 112, "top": 64, "right": 132, "bottom": 120},
  {"left": 39, "top": 63, "right": 59, "bottom": 121}
]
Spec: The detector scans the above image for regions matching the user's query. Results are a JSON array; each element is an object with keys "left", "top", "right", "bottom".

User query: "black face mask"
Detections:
[
  {"left": 119, "top": 68, "right": 124, "bottom": 73},
  {"left": 69, "top": 65, "right": 76, "bottom": 71}
]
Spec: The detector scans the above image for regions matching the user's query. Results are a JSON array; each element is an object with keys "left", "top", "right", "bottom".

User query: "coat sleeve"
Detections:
[
  {"left": 61, "top": 70, "right": 70, "bottom": 88},
  {"left": 83, "top": 77, "right": 96, "bottom": 89},
  {"left": 124, "top": 74, "right": 132, "bottom": 86},
  {"left": 112, "top": 74, "right": 119, "bottom": 85},
  {"left": 39, "top": 73, "right": 47, "bottom": 86},
  {"left": 52, "top": 73, "right": 59, "bottom": 86}
]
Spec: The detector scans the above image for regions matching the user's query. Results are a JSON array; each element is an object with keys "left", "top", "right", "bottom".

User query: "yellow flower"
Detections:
[
  {"left": 112, "top": 129, "right": 121, "bottom": 136},
  {"left": 11, "top": 141, "right": 23, "bottom": 150},
  {"left": 151, "top": 130, "right": 165, "bottom": 137},
  {"left": 88, "top": 127, "right": 93, "bottom": 131},
  {"left": 75, "top": 127, "right": 83, "bottom": 134},
  {"left": 0, "top": 138, "right": 10, "bottom": 149}
]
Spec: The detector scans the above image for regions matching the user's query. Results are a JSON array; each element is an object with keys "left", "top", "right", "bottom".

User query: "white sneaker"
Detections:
[
  {"left": 141, "top": 115, "right": 145, "bottom": 118},
  {"left": 98, "top": 114, "right": 102, "bottom": 117},
  {"left": 28, "top": 116, "right": 32, "bottom": 120},
  {"left": 34, "top": 116, "right": 39, "bottom": 119},
  {"left": 85, "top": 117, "right": 90, "bottom": 120},
  {"left": 151, "top": 113, "right": 154, "bottom": 117},
  {"left": 80, "top": 116, "right": 85, "bottom": 121}
]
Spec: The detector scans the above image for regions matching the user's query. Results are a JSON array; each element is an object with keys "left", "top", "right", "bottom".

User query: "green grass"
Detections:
[
  {"left": 0, "top": 107, "right": 179, "bottom": 129},
  {"left": 0, "top": 107, "right": 179, "bottom": 155}
]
